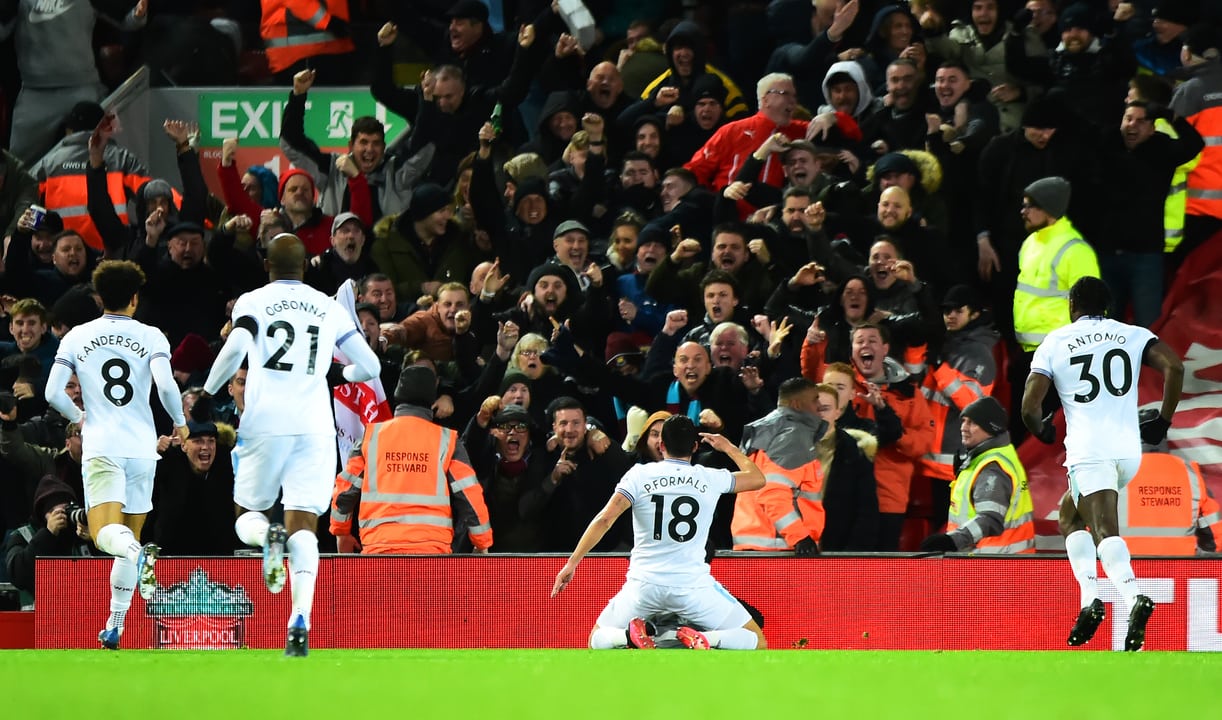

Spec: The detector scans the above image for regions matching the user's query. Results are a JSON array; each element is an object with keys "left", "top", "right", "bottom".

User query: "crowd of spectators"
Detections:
[{"left": 2, "top": 1, "right": 1222, "bottom": 592}]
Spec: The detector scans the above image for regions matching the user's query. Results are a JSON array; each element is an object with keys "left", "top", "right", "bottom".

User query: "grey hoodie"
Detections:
[{"left": 819, "top": 61, "right": 875, "bottom": 119}]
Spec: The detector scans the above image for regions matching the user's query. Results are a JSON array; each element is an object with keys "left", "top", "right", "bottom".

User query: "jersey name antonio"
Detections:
[
  {"left": 53, "top": 314, "right": 171, "bottom": 460},
  {"left": 231, "top": 281, "right": 360, "bottom": 436},
  {"left": 615, "top": 459, "right": 735, "bottom": 585},
  {"left": 1030, "top": 316, "right": 1156, "bottom": 465}
]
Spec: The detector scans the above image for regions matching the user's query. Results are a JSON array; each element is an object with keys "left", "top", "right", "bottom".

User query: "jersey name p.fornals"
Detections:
[
  {"left": 616, "top": 459, "right": 735, "bottom": 586},
  {"left": 229, "top": 280, "right": 361, "bottom": 437},
  {"left": 1030, "top": 316, "right": 1157, "bottom": 466},
  {"left": 52, "top": 314, "right": 173, "bottom": 460}
]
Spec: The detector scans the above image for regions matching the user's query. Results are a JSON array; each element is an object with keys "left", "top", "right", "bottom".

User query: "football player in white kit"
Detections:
[
  {"left": 44, "top": 260, "right": 188, "bottom": 650},
  {"left": 201, "top": 234, "right": 380, "bottom": 656},
  {"left": 551, "top": 415, "right": 768, "bottom": 650},
  {"left": 1021, "top": 277, "right": 1183, "bottom": 651}
]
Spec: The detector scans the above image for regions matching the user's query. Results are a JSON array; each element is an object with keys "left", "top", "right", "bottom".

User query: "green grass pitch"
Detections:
[{"left": 3, "top": 649, "right": 1219, "bottom": 718}]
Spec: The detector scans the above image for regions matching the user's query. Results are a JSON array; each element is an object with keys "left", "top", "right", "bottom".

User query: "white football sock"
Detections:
[
  {"left": 703, "top": 628, "right": 758, "bottom": 650},
  {"left": 95, "top": 524, "right": 141, "bottom": 562},
  {"left": 107, "top": 556, "right": 137, "bottom": 630},
  {"left": 286, "top": 530, "right": 318, "bottom": 629},
  {"left": 1064, "top": 530, "right": 1099, "bottom": 608},
  {"left": 589, "top": 627, "right": 628, "bottom": 649},
  {"left": 1097, "top": 536, "right": 1140, "bottom": 612},
  {"left": 234, "top": 511, "right": 270, "bottom": 549}
]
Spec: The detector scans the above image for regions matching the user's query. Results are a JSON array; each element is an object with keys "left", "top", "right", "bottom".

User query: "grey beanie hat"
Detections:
[
  {"left": 1024, "top": 176, "right": 1071, "bottom": 219},
  {"left": 144, "top": 179, "right": 174, "bottom": 201}
]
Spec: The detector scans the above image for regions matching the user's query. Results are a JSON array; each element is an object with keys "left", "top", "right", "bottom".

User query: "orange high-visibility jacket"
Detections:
[
  {"left": 732, "top": 408, "right": 825, "bottom": 551},
  {"left": 920, "top": 351, "right": 995, "bottom": 481},
  {"left": 34, "top": 135, "right": 156, "bottom": 251},
  {"left": 1118, "top": 453, "right": 1204, "bottom": 556},
  {"left": 331, "top": 409, "right": 492, "bottom": 554},
  {"left": 261, "top": 1, "right": 354, "bottom": 74}
]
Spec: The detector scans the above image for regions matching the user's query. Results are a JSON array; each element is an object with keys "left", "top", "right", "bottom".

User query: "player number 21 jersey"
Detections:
[
  {"left": 615, "top": 459, "right": 735, "bottom": 585},
  {"left": 232, "top": 281, "right": 360, "bottom": 436},
  {"left": 1030, "top": 316, "right": 1156, "bottom": 465}
]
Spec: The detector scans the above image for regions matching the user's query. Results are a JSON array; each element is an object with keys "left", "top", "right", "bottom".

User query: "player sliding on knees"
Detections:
[{"left": 552, "top": 416, "right": 768, "bottom": 650}]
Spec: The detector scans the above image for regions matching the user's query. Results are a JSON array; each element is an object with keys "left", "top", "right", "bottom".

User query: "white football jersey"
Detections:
[
  {"left": 1030, "top": 317, "right": 1156, "bottom": 466},
  {"left": 53, "top": 314, "right": 173, "bottom": 460},
  {"left": 616, "top": 459, "right": 735, "bottom": 586},
  {"left": 229, "top": 281, "right": 361, "bottom": 436}
]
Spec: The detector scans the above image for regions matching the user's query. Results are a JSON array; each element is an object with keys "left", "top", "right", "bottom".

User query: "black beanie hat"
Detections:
[
  {"left": 394, "top": 365, "right": 437, "bottom": 406},
  {"left": 961, "top": 397, "right": 1009, "bottom": 436},
  {"left": 409, "top": 183, "right": 450, "bottom": 222}
]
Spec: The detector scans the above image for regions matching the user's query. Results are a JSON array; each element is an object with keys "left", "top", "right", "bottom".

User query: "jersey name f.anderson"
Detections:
[
  {"left": 1030, "top": 316, "right": 1156, "bottom": 466},
  {"left": 53, "top": 314, "right": 172, "bottom": 460},
  {"left": 230, "top": 280, "right": 360, "bottom": 437},
  {"left": 615, "top": 459, "right": 735, "bottom": 585}
]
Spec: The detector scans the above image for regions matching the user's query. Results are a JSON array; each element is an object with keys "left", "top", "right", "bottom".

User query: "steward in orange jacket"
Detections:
[
  {"left": 261, "top": 0, "right": 355, "bottom": 75},
  {"left": 732, "top": 379, "right": 827, "bottom": 554},
  {"left": 331, "top": 365, "right": 492, "bottom": 554},
  {"left": 802, "top": 323, "right": 934, "bottom": 551},
  {"left": 920, "top": 286, "right": 998, "bottom": 483},
  {"left": 1119, "top": 451, "right": 1221, "bottom": 556}
]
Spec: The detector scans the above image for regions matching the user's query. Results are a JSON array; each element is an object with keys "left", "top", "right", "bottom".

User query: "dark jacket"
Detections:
[
  {"left": 147, "top": 436, "right": 241, "bottom": 556},
  {"left": 819, "top": 426, "right": 880, "bottom": 551},
  {"left": 460, "top": 414, "right": 550, "bottom": 553},
  {"left": 528, "top": 440, "right": 634, "bottom": 552},
  {"left": 371, "top": 214, "right": 480, "bottom": 301}
]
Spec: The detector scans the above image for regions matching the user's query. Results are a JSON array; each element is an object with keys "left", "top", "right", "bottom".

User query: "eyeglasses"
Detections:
[
  {"left": 498, "top": 423, "right": 530, "bottom": 433},
  {"left": 518, "top": 348, "right": 541, "bottom": 357},
  {"left": 766, "top": 89, "right": 792, "bottom": 97}
]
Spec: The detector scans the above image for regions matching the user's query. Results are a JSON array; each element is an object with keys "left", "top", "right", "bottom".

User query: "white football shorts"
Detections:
[
  {"left": 232, "top": 434, "right": 337, "bottom": 514},
  {"left": 82, "top": 456, "right": 157, "bottom": 514},
  {"left": 596, "top": 577, "right": 751, "bottom": 632},
  {"left": 1068, "top": 457, "right": 1142, "bottom": 503}
]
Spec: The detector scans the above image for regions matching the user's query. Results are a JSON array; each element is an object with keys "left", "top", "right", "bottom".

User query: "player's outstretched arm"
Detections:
[
  {"left": 700, "top": 432, "right": 765, "bottom": 493},
  {"left": 45, "top": 361, "right": 84, "bottom": 425},
  {"left": 336, "top": 329, "right": 381, "bottom": 383},
  {"left": 1020, "top": 372, "right": 1055, "bottom": 444},
  {"left": 203, "top": 317, "right": 255, "bottom": 395},
  {"left": 1144, "top": 340, "right": 1185, "bottom": 424},
  {"left": 551, "top": 492, "right": 631, "bottom": 597},
  {"left": 150, "top": 355, "right": 188, "bottom": 428}
]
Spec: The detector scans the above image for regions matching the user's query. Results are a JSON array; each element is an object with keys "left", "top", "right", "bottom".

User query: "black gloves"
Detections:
[
  {"left": 1033, "top": 412, "right": 1057, "bottom": 444},
  {"left": 793, "top": 537, "right": 820, "bottom": 557},
  {"left": 1140, "top": 413, "right": 1172, "bottom": 445},
  {"left": 326, "top": 362, "right": 349, "bottom": 388},
  {"left": 1012, "top": 7, "right": 1032, "bottom": 29},
  {"left": 919, "top": 533, "right": 958, "bottom": 553},
  {"left": 189, "top": 393, "right": 215, "bottom": 422}
]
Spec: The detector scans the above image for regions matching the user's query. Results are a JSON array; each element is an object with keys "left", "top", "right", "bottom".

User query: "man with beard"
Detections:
[
  {"left": 917, "top": 285, "right": 999, "bottom": 531},
  {"left": 462, "top": 401, "right": 548, "bottom": 553},
  {"left": 147, "top": 421, "right": 240, "bottom": 556},
  {"left": 607, "top": 152, "right": 661, "bottom": 221},
  {"left": 281, "top": 69, "right": 435, "bottom": 222},
  {"left": 614, "top": 225, "right": 675, "bottom": 338},
  {"left": 861, "top": 59, "right": 932, "bottom": 155},
  {"left": 1010, "top": 176, "right": 1099, "bottom": 432},
  {"left": 809, "top": 323, "right": 933, "bottom": 550},
  {"left": 529, "top": 396, "right": 634, "bottom": 552},
  {"left": 646, "top": 223, "right": 774, "bottom": 318},
  {"left": 135, "top": 221, "right": 227, "bottom": 349},
  {"left": 846, "top": 185, "right": 951, "bottom": 297},
  {"left": 372, "top": 183, "right": 480, "bottom": 302},
  {"left": 381, "top": 283, "right": 474, "bottom": 366},
  {"left": 723, "top": 135, "right": 840, "bottom": 217},
  {"left": 305, "top": 213, "right": 379, "bottom": 296},
  {"left": 651, "top": 169, "right": 715, "bottom": 250},
  {"left": 742, "top": 185, "right": 858, "bottom": 288}
]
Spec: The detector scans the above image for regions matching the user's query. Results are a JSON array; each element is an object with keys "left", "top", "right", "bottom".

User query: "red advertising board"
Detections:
[{"left": 33, "top": 556, "right": 1222, "bottom": 651}]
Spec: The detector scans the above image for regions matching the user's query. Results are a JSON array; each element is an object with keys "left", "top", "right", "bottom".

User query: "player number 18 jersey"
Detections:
[{"left": 615, "top": 459, "right": 735, "bottom": 585}]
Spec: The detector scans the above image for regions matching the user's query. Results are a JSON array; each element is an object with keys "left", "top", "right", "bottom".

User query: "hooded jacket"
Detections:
[
  {"left": 733, "top": 407, "right": 827, "bottom": 550},
  {"left": 640, "top": 21, "right": 749, "bottom": 120},
  {"left": 820, "top": 61, "right": 875, "bottom": 119}
]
